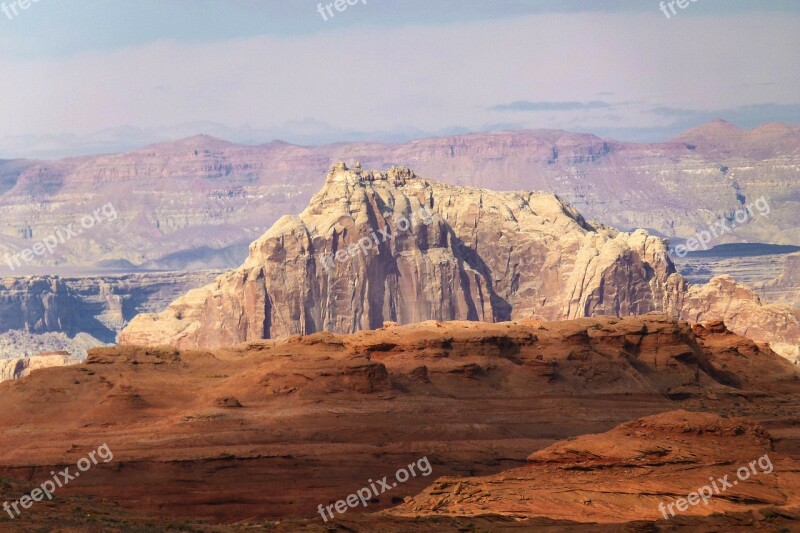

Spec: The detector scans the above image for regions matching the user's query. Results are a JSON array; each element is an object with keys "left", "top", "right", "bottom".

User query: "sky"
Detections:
[{"left": 0, "top": 0, "right": 799, "bottom": 159}]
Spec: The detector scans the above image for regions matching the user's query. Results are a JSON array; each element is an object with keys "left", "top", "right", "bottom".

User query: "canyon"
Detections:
[
  {"left": 0, "top": 270, "right": 222, "bottom": 343},
  {"left": 0, "top": 123, "right": 798, "bottom": 529},
  {"left": 0, "top": 271, "right": 221, "bottom": 381}
]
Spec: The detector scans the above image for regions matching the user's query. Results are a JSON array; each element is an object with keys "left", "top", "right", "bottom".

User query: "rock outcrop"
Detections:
[
  {"left": 0, "top": 277, "right": 75, "bottom": 333},
  {"left": 680, "top": 275, "right": 800, "bottom": 362},
  {"left": 391, "top": 411, "right": 797, "bottom": 523},
  {"left": 120, "top": 164, "right": 685, "bottom": 348},
  {"left": 763, "top": 252, "right": 800, "bottom": 308},
  {"left": 0, "top": 330, "right": 103, "bottom": 360},
  {"left": 121, "top": 164, "right": 800, "bottom": 359},
  {"left": 0, "top": 351, "right": 80, "bottom": 382},
  {"left": 4, "top": 315, "right": 800, "bottom": 524},
  {"left": 0, "top": 270, "right": 222, "bottom": 343}
]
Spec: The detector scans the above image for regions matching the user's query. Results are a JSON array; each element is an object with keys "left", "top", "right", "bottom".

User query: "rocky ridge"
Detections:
[
  {"left": 121, "top": 163, "right": 685, "bottom": 348},
  {"left": 0, "top": 270, "right": 222, "bottom": 343},
  {"left": 391, "top": 410, "right": 799, "bottom": 523},
  {"left": 680, "top": 275, "right": 800, "bottom": 362},
  {"left": 763, "top": 252, "right": 800, "bottom": 307},
  {"left": 120, "top": 164, "right": 800, "bottom": 361},
  {"left": 0, "top": 351, "right": 81, "bottom": 382},
  {"left": 2, "top": 121, "right": 799, "bottom": 272}
]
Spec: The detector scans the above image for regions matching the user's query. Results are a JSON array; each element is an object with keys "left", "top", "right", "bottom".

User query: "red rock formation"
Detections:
[
  {"left": 392, "top": 410, "right": 799, "bottom": 523},
  {"left": 3, "top": 315, "right": 800, "bottom": 525}
]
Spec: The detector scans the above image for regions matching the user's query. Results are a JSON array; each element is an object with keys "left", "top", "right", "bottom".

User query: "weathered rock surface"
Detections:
[
  {"left": 120, "top": 164, "right": 685, "bottom": 348},
  {"left": 3, "top": 315, "right": 800, "bottom": 525},
  {"left": 2, "top": 121, "right": 799, "bottom": 272},
  {"left": 0, "top": 270, "right": 222, "bottom": 343},
  {"left": 679, "top": 275, "right": 800, "bottom": 362},
  {"left": 120, "top": 164, "right": 800, "bottom": 361},
  {"left": 0, "top": 351, "right": 80, "bottom": 382},
  {"left": 0, "top": 330, "right": 103, "bottom": 360},
  {"left": 391, "top": 410, "right": 799, "bottom": 523},
  {"left": 674, "top": 246, "right": 800, "bottom": 309},
  {"left": 763, "top": 252, "right": 800, "bottom": 308}
]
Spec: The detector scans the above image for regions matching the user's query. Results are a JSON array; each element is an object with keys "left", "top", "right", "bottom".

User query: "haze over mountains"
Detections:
[{"left": 1, "top": 120, "right": 798, "bottom": 273}]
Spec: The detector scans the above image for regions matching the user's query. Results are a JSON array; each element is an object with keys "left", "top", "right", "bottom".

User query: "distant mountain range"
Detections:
[{"left": 1, "top": 120, "right": 798, "bottom": 273}]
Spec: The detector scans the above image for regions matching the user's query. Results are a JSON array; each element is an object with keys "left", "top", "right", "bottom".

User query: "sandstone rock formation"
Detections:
[
  {"left": 120, "top": 164, "right": 685, "bottom": 348},
  {"left": 2, "top": 121, "right": 798, "bottom": 272},
  {"left": 0, "top": 270, "right": 222, "bottom": 343},
  {"left": 0, "top": 330, "right": 103, "bottom": 360},
  {"left": 5, "top": 315, "right": 800, "bottom": 525},
  {"left": 0, "top": 277, "right": 75, "bottom": 333},
  {"left": 674, "top": 246, "right": 797, "bottom": 302},
  {"left": 763, "top": 252, "right": 800, "bottom": 308},
  {"left": 391, "top": 410, "right": 798, "bottom": 523},
  {"left": 120, "top": 164, "right": 800, "bottom": 361},
  {"left": 679, "top": 275, "right": 800, "bottom": 362},
  {"left": 0, "top": 351, "right": 80, "bottom": 382}
]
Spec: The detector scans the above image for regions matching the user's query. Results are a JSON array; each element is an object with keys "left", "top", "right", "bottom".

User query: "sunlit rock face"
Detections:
[{"left": 121, "top": 164, "right": 684, "bottom": 349}]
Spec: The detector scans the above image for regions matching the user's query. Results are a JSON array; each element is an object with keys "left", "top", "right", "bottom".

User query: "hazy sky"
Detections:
[{"left": 1, "top": 0, "right": 799, "bottom": 158}]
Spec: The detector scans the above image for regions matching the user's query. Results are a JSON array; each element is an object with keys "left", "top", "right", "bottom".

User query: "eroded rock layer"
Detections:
[
  {"left": 121, "top": 164, "right": 685, "bottom": 348},
  {"left": 120, "top": 164, "right": 800, "bottom": 360},
  {"left": 2, "top": 315, "right": 800, "bottom": 525},
  {"left": 391, "top": 410, "right": 800, "bottom": 523}
]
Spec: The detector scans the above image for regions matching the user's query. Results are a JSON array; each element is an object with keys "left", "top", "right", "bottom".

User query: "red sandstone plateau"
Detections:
[{"left": 1, "top": 315, "right": 800, "bottom": 530}]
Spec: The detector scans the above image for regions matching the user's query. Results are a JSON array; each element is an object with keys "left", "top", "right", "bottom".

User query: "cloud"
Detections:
[
  {"left": 491, "top": 100, "right": 611, "bottom": 112},
  {"left": 0, "top": 10, "right": 798, "bottom": 157},
  {"left": 588, "top": 104, "right": 800, "bottom": 142},
  {"left": 652, "top": 103, "right": 800, "bottom": 127}
]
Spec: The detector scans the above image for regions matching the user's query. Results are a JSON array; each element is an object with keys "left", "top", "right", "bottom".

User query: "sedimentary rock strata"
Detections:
[
  {"left": 3, "top": 122, "right": 799, "bottom": 271},
  {"left": 121, "top": 164, "right": 800, "bottom": 361},
  {"left": 4, "top": 315, "right": 800, "bottom": 523},
  {"left": 391, "top": 410, "right": 798, "bottom": 523},
  {"left": 121, "top": 164, "right": 684, "bottom": 348}
]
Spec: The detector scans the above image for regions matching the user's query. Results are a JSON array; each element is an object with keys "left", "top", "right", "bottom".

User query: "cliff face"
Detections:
[
  {"left": 0, "top": 271, "right": 221, "bottom": 342},
  {"left": 120, "top": 164, "right": 800, "bottom": 359},
  {"left": 2, "top": 122, "right": 799, "bottom": 272},
  {"left": 679, "top": 275, "right": 800, "bottom": 362},
  {"left": 120, "top": 164, "right": 686, "bottom": 348},
  {"left": 763, "top": 252, "right": 800, "bottom": 308},
  {"left": 0, "top": 277, "right": 76, "bottom": 334},
  {"left": 0, "top": 352, "right": 80, "bottom": 382}
]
